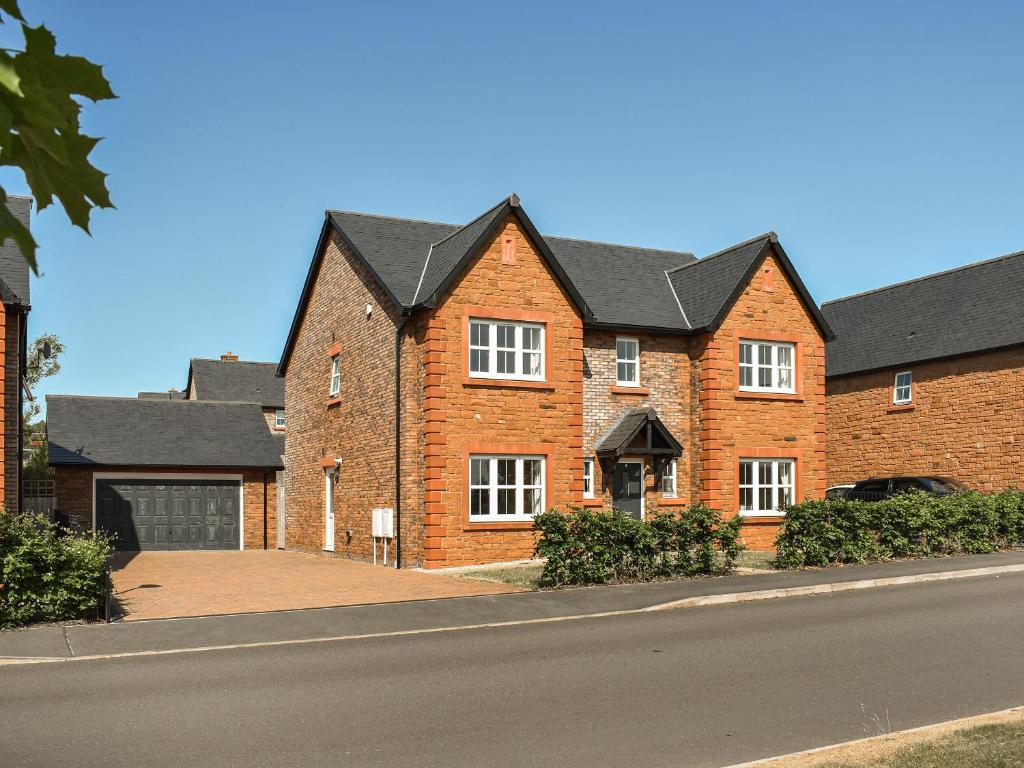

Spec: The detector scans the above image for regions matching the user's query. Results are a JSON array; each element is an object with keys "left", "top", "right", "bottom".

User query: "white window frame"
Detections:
[
  {"left": 469, "top": 455, "right": 545, "bottom": 522},
  {"left": 661, "top": 459, "right": 677, "bottom": 498},
  {"left": 583, "top": 458, "right": 594, "bottom": 499},
  {"left": 329, "top": 355, "right": 341, "bottom": 396},
  {"left": 274, "top": 410, "right": 286, "bottom": 428},
  {"left": 467, "top": 319, "right": 545, "bottom": 381},
  {"left": 738, "top": 458, "right": 795, "bottom": 517},
  {"left": 616, "top": 336, "right": 640, "bottom": 386},
  {"left": 893, "top": 371, "right": 912, "bottom": 405},
  {"left": 738, "top": 339, "right": 796, "bottom": 394}
]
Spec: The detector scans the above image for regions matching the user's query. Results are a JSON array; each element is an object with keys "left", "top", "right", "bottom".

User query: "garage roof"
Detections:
[{"left": 47, "top": 396, "right": 284, "bottom": 469}]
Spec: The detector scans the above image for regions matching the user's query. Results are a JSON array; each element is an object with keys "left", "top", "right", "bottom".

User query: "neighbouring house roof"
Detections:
[
  {"left": 595, "top": 407, "right": 683, "bottom": 459},
  {"left": 47, "top": 396, "right": 284, "bottom": 469},
  {"left": 186, "top": 358, "right": 284, "bottom": 408},
  {"left": 138, "top": 390, "right": 186, "bottom": 400},
  {"left": 279, "top": 196, "right": 830, "bottom": 373},
  {"left": 0, "top": 195, "right": 31, "bottom": 306},
  {"left": 822, "top": 249, "right": 1024, "bottom": 377}
]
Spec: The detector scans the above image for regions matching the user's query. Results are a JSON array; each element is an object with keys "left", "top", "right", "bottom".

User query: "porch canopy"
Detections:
[{"left": 595, "top": 407, "right": 683, "bottom": 474}]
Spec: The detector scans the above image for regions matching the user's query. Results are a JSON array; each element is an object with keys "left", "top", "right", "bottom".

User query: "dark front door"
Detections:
[
  {"left": 613, "top": 462, "right": 643, "bottom": 519},
  {"left": 95, "top": 479, "right": 241, "bottom": 551}
]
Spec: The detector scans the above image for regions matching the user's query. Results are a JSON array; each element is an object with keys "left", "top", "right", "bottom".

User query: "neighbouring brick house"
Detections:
[
  {"left": 824, "top": 249, "right": 1024, "bottom": 491},
  {"left": 279, "top": 195, "right": 832, "bottom": 567},
  {"left": 46, "top": 354, "right": 286, "bottom": 550},
  {"left": 0, "top": 196, "right": 30, "bottom": 514}
]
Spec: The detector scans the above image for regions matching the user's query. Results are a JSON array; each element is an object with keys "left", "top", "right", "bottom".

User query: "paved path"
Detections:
[
  {"left": 109, "top": 550, "right": 516, "bottom": 620},
  {"left": 2, "top": 568, "right": 1022, "bottom": 767}
]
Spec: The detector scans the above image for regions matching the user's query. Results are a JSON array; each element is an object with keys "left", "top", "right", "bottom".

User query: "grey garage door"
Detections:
[{"left": 95, "top": 479, "right": 241, "bottom": 551}]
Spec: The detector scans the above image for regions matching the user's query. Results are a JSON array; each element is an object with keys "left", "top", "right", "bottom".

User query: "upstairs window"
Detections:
[
  {"left": 893, "top": 371, "right": 912, "bottom": 405},
  {"left": 329, "top": 355, "right": 341, "bottom": 396},
  {"left": 739, "top": 340, "right": 795, "bottom": 393},
  {"left": 661, "top": 459, "right": 677, "bottom": 497},
  {"left": 275, "top": 410, "right": 286, "bottom": 428},
  {"left": 468, "top": 319, "right": 544, "bottom": 381},
  {"left": 583, "top": 459, "right": 594, "bottom": 499},
  {"left": 616, "top": 337, "right": 640, "bottom": 386}
]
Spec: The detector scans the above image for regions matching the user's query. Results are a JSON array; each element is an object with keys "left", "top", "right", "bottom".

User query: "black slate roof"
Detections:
[
  {"left": 280, "top": 197, "right": 831, "bottom": 372},
  {"left": 595, "top": 407, "right": 683, "bottom": 458},
  {"left": 188, "top": 359, "right": 284, "bottom": 408},
  {"left": 823, "top": 249, "right": 1024, "bottom": 377},
  {"left": 47, "top": 396, "right": 284, "bottom": 468},
  {"left": 0, "top": 195, "right": 31, "bottom": 306}
]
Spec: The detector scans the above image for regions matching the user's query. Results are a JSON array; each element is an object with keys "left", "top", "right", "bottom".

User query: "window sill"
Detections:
[
  {"left": 272, "top": 426, "right": 286, "bottom": 432},
  {"left": 325, "top": 396, "right": 343, "bottom": 407},
  {"left": 611, "top": 385, "right": 650, "bottom": 396},
  {"left": 463, "top": 520, "right": 536, "bottom": 531},
  {"left": 734, "top": 391, "right": 803, "bottom": 402},
  {"left": 579, "top": 498, "right": 604, "bottom": 507},
  {"left": 887, "top": 404, "right": 915, "bottom": 413},
  {"left": 656, "top": 498, "right": 689, "bottom": 507},
  {"left": 462, "top": 376, "right": 554, "bottom": 391},
  {"left": 738, "top": 514, "right": 786, "bottom": 523}
]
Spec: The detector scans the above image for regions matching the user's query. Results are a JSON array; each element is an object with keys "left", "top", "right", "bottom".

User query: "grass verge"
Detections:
[{"left": 752, "top": 707, "right": 1024, "bottom": 768}]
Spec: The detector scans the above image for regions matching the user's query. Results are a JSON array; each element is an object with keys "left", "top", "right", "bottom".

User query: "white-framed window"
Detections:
[
  {"left": 661, "top": 459, "right": 677, "bottom": 497},
  {"left": 468, "top": 319, "right": 544, "bottom": 381},
  {"left": 738, "top": 458, "right": 795, "bottom": 516},
  {"left": 616, "top": 336, "right": 640, "bottom": 386},
  {"left": 583, "top": 459, "right": 594, "bottom": 499},
  {"left": 275, "top": 410, "right": 286, "bottom": 428},
  {"left": 469, "top": 455, "right": 545, "bottom": 521},
  {"left": 893, "top": 371, "right": 912, "bottom": 405},
  {"left": 329, "top": 355, "right": 341, "bottom": 396},
  {"left": 738, "top": 340, "right": 795, "bottom": 393}
]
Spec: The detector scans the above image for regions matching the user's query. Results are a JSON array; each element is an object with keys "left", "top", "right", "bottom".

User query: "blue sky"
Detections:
[{"left": 5, "top": 1, "right": 1024, "bottom": 407}]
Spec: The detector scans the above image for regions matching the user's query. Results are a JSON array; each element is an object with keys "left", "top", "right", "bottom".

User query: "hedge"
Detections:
[
  {"left": 0, "top": 512, "right": 113, "bottom": 629},
  {"left": 774, "top": 490, "right": 1024, "bottom": 568},
  {"left": 533, "top": 505, "right": 743, "bottom": 587}
]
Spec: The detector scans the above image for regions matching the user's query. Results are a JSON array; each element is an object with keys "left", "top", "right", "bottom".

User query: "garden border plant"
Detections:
[
  {"left": 0, "top": 510, "right": 113, "bottom": 629},
  {"left": 532, "top": 504, "right": 742, "bottom": 587},
  {"left": 774, "top": 489, "right": 1024, "bottom": 568}
]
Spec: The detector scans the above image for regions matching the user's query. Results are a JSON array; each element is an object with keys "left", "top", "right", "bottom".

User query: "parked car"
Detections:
[
  {"left": 845, "top": 476, "right": 968, "bottom": 502},
  {"left": 825, "top": 484, "right": 855, "bottom": 500}
]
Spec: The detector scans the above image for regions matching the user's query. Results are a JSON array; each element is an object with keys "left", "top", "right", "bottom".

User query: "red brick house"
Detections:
[
  {"left": 824, "top": 249, "right": 1024, "bottom": 491},
  {"left": 279, "top": 195, "right": 832, "bottom": 567}
]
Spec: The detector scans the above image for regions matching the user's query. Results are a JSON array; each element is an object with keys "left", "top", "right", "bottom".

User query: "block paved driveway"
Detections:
[{"left": 109, "top": 550, "right": 517, "bottom": 621}]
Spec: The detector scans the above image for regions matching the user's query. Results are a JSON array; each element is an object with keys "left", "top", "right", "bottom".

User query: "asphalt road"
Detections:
[{"left": 2, "top": 573, "right": 1022, "bottom": 768}]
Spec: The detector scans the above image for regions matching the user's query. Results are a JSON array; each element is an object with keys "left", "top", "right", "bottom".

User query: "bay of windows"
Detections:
[
  {"left": 738, "top": 458, "right": 795, "bottom": 516},
  {"left": 470, "top": 455, "right": 545, "bottom": 521},
  {"left": 469, "top": 319, "right": 544, "bottom": 380},
  {"left": 739, "top": 340, "right": 795, "bottom": 393}
]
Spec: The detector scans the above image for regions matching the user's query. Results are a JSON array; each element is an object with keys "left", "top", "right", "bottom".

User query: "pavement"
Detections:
[
  {"left": 108, "top": 549, "right": 516, "bottom": 620},
  {"left": 2, "top": 549, "right": 1023, "bottom": 661},
  {"left": 1, "top": 560, "right": 1022, "bottom": 767}
]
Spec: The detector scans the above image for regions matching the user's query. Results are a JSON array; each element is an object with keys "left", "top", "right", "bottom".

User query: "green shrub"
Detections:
[
  {"left": 0, "top": 511, "right": 113, "bottom": 629},
  {"left": 533, "top": 505, "right": 743, "bottom": 587},
  {"left": 774, "top": 489, "right": 1024, "bottom": 568}
]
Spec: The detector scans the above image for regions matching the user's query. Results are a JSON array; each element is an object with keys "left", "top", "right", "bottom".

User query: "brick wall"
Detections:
[
  {"left": 826, "top": 347, "right": 1024, "bottom": 491},
  {"left": 697, "top": 252, "right": 827, "bottom": 549},
  {"left": 421, "top": 215, "right": 583, "bottom": 567},
  {"left": 582, "top": 330, "right": 694, "bottom": 512},
  {"left": 52, "top": 465, "right": 277, "bottom": 550},
  {"left": 283, "top": 228, "right": 423, "bottom": 564},
  {"left": 1, "top": 306, "right": 22, "bottom": 512},
  {"left": 0, "top": 305, "right": 6, "bottom": 511}
]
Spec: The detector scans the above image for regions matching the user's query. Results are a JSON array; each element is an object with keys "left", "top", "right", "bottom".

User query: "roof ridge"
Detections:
[
  {"left": 544, "top": 233, "right": 694, "bottom": 259},
  {"left": 665, "top": 269, "right": 692, "bottom": 329},
  {"left": 47, "top": 394, "right": 264, "bottom": 405},
  {"left": 665, "top": 232, "right": 776, "bottom": 275},
  {"left": 822, "top": 248, "right": 1024, "bottom": 307},
  {"left": 428, "top": 195, "right": 514, "bottom": 249},
  {"left": 327, "top": 209, "right": 459, "bottom": 228},
  {"left": 191, "top": 358, "right": 277, "bottom": 366}
]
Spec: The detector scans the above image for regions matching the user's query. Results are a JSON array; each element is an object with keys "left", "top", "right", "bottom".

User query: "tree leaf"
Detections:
[
  {"left": 0, "top": 0, "right": 25, "bottom": 22},
  {"left": 0, "top": 51, "right": 22, "bottom": 96}
]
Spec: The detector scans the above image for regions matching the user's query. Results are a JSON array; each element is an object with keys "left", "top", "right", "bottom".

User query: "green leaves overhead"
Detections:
[{"left": 0, "top": 0, "right": 116, "bottom": 272}]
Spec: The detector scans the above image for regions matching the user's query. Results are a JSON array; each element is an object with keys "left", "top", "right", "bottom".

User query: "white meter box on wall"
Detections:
[{"left": 372, "top": 507, "right": 394, "bottom": 539}]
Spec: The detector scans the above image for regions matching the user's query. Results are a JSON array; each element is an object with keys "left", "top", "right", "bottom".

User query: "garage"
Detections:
[
  {"left": 95, "top": 478, "right": 242, "bottom": 551},
  {"left": 47, "top": 396, "right": 284, "bottom": 551}
]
